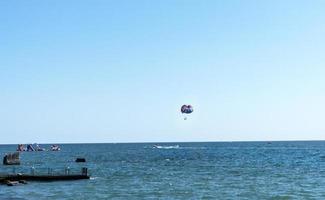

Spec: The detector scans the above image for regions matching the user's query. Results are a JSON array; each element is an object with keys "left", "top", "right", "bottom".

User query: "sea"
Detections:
[{"left": 1, "top": 141, "right": 325, "bottom": 199}]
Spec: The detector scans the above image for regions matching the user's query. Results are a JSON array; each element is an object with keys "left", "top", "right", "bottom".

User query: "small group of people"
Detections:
[{"left": 16, "top": 144, "right": 61, "bottom": 152}]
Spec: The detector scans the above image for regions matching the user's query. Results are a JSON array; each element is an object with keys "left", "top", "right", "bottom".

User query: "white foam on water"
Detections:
[{"left": 153, "top": 145, "right": 180, "bottom": 149}]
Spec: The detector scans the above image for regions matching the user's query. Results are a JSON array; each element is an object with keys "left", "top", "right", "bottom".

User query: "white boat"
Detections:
[{"left": 51, "top": 145, "right": 61, "bottom": 151}]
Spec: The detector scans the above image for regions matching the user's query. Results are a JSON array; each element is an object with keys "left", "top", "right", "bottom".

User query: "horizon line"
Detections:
[{"left": 1, "top": 139, "right": 325, "bottom": 145}]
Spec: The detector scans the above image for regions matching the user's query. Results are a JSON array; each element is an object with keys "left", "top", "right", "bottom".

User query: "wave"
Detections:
[
  {"left": 179, "top": 147, "right": 207, "bottom": 150},
  {"left": 147, "top": 145, "right": 208, "bottom": 150},
  {"left": 153, "top": 145, "right": 180, "bottom": 149},
  {"left": 152, "top": 145, "right": 208, "bottom": 150}
]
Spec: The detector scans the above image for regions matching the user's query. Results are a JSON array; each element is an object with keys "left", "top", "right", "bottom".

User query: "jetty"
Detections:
[{"left": 0, "top": 167, "right": 90, "bottom": 184}]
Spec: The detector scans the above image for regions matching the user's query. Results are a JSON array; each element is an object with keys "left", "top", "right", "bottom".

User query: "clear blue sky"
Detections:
[{"left": 1, "top": 0, "right": 325, "bottom": 144}]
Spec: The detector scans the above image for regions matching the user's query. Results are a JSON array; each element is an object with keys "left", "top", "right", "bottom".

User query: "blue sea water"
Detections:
[{"left": 1, "top": 142, "right": 325, "bottom": 199}]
